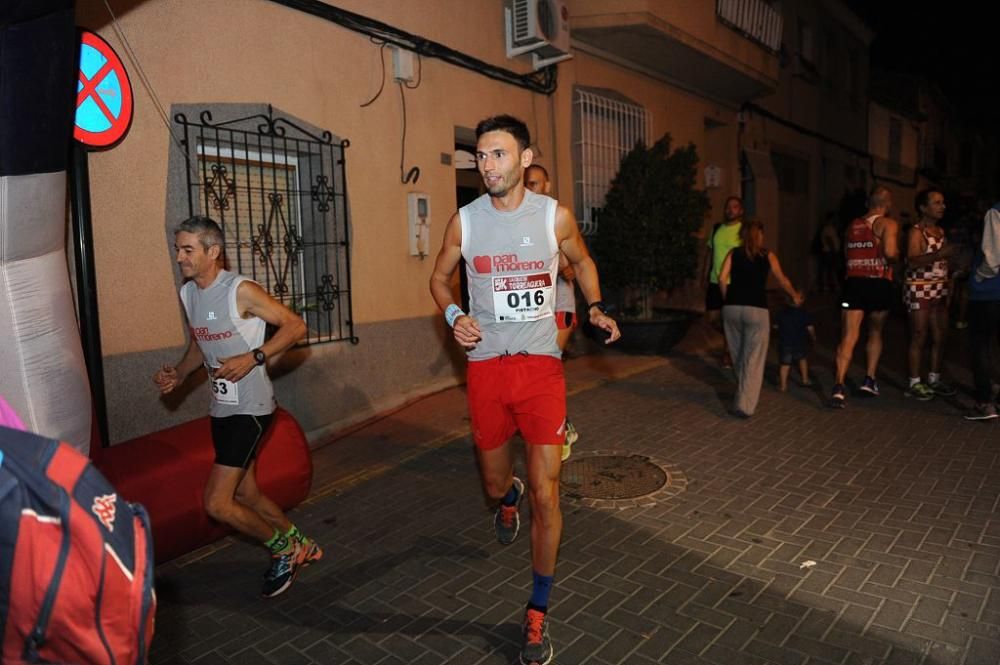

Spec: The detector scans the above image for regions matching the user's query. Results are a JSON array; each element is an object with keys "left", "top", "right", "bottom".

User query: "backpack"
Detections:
[{"left": 0, "top": 426, "right": 156, "bottom": 664}]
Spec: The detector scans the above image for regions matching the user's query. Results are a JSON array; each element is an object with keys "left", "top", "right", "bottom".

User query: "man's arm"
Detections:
[
  {"left": 213, "top": 281, "right": 307, "bottom": 382},
  {"left": 878, "top": 217, "right": 900, "bottom": 262},
  {"left": 704, "top": 228, "right": 715, "bottom": 283},
  {"left": 718, "top": 250, "right": 733, "bottom": 300},
  {"left": 555, "top": 205, "right": 620, "bottom": 343},
  {"left": 430, "top": 212, "right": 481, "bottom": 349},
  {"left": 153, "top": 309, "right": 205, "bottom": 394}
]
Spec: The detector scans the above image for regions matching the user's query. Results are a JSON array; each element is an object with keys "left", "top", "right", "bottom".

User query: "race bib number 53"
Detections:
[
  {"left": 492, "top": 272, "right": 553, "bottom": 322},
  {"left": 209, "top": 376, "right": 239, "bottom": 405}
]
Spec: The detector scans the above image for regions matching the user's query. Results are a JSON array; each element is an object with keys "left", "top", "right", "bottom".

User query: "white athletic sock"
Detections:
[
  {"left": 909, "top": 377, "right": 921, "bottom": 388},
  {"left": 928, "top": 372, "right": 940, "bottom": 385}
]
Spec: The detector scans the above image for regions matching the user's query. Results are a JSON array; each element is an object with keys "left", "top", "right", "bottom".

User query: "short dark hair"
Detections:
[
  {"left": 868, "top": 186, "right": 892, "bottom": 209},
  {"left": 475, "top": 115, "right": 531, "bottom": 151},
  {"left": 175, "top": 215, "right": 224, "bottom": 251},
  {"left": 526, "top": 163, "right": 549, "bottom": 179},
  {"left": 915, "top": 188, "right": 943, "bottom": 213}
]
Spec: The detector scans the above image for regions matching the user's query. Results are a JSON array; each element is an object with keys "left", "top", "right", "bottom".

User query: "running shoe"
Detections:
[
  {"left": 519, "top": 608, "right": 553, "bottom": 665},
  {"left": 561, "top": 421, "right": 578, "bottom": 462},
  {"left": 261, "top": 542, "right": 305, "bottom": 598},
  {"left": 964, "top": 403, "right": 998, "bottom": 421},
  {"left": 298, "top": 536, "right": 323, "bottom": 566},
  {"left": 904, "top": 382, "right": 934, "bottom": 401},
  {"left": 928, "top": 380, "right": 957, "bottom": 397},
  {"left": 859, "top": 376, "right": 880, "bottom": 396},
  {"left": 494, "top": 477, "right": 525, "bottom": 545},
  {"left": 830, "top": 383, "right": 847, "bottom": 408}
]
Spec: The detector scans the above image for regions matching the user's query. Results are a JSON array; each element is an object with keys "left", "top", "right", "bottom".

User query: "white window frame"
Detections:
[{"left": 573, "top": 89, "right": 650, "bottom": 236}]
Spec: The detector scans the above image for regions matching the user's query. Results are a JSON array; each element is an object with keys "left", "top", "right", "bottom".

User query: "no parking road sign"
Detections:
[{"left": 74, "top": 30, "right": 133, "bottom": 150}]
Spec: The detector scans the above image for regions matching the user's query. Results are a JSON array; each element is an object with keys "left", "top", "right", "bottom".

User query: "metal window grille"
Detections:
[
  {"left": 716, "top": 0, "right": 783, "bottom": 53},
  {"left": 175, "top": 107, "right": 356, "bottom": 345},
  {"left": 573, "top": 90, "right": 649, "bottom": 236}
]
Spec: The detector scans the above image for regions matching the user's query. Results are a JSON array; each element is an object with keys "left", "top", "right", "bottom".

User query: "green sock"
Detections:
[
  {"left": 264, "top": 529, "right": 291, "bottom": 554},
  {"left": 284, "top": 524, "right": 303, "bottom": 543}
]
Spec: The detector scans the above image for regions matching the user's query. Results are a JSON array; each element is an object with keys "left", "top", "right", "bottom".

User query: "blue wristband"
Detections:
[{"left": 445, "top": 304, "right": 465, "bottom": 328}]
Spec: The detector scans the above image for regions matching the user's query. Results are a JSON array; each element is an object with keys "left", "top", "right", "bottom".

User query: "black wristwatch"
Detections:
[
  {"left": 588, "top": 300, "right": 609, "bottom": 315},
  {"left": 251, "top": 348, "right": 266, "bottom": 366}
]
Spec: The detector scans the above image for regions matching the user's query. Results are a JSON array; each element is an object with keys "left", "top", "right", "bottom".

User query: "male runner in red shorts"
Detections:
[{"left": 430, "top": 115, "right": 619, "bottom": 664}]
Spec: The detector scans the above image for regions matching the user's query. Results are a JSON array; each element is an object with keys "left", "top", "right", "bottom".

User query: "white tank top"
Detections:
[
  {"left": 179, "top": 270, "right": 275, "bottom": 417},
  {"left": 460, "top": 190, "right": 560, "bottom": 360}
]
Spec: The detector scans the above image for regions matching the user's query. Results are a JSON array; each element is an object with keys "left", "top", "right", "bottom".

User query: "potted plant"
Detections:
[{"left": 588, "top": 134, "right": 710, "bottom": 353}]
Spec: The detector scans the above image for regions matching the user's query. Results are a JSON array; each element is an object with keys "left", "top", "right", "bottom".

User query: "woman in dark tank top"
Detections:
[{"left": 718, "top": 220, "right": 802, "bottom": 417}]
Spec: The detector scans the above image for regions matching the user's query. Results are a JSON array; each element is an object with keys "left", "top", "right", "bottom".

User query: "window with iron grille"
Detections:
[
  {"left": 175, "top": 107, "right": 356, "bottom": 346},
  {"left": 572, "top": 88, "right": 650, "bottom": 236}
]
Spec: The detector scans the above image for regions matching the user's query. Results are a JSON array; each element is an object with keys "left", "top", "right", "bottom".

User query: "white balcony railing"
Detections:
[{"left": 716, "top": 0, "right": 783, "bottom": 53}]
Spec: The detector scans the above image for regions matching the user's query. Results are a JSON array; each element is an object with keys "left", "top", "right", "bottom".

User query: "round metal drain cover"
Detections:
[{"left": 561, "top": 454, "right": 667, "bottom": 500}]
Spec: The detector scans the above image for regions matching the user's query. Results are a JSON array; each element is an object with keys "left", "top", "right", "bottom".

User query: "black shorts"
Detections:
[
  {"left": 841, "top": 277, "right": 894, "bottom": 313},
  {"left": 779, "top": 349, "right": 807, "bottom": 365},
  {"left": 210, "top": 413, "right": 274, "bottom": 469},
  {"left": 705, "top": 283, "right": 724, "bottom": 311}
]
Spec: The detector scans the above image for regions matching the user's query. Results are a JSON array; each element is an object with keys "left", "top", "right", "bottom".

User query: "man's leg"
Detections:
[
  {"left": 204, "top": 465, "right": 274, "bottom": 541},
  {"left": 968, "top": 301, "right": 999, "bottom": 404},
  {"left": 928, "top": 300, "right": 948, "bottom": 376},
  {"left": 207, "top": 415, "right": 314, "bottom": 597},
  {"left": 798, "top": 357, "right": 810, "bottom": 384},
  {"left": 517, "top": 442, "right": 562, "bottom": 665},
  {"left": 556, "top": 312, "right": 579, "bottom": 462},
  {"left": 835, "top": 309, "right": 863, "bottom": 384},
  {"left": 707, "top": 291, "right": 731, "bottom": 366},
  {"left": 235, "top": 461, "right": 291, "bottom": 533},
  {"left": 779, "top": 365, "right": 790, "bottom": 391},
  {"left": 235, "top": 462, "right": 323, "bottom": 563},
  {"left": 525, "top": 443, "right": 562, "bottom": 578},
  {"left": 907, "top": 307, "right": 929, "bottom": 382},
  {"left": 476, "top": 441, "right": 517, "bottom": 503},
  {"left": 865, "top": 310, "right": 888, "bottom": 379},
  {"left": 477, "top": 440, "right": 525, "bottom": 547}
]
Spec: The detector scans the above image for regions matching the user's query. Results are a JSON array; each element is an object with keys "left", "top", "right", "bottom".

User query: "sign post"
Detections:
[{"left": 71, "top": 30, "right": 134, "bottom": 447}]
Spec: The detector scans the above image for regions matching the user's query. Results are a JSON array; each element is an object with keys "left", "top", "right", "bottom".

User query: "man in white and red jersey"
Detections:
[
  {"left": 831, "top": 186, "right": 900, "bottom": 407},
  {"left": 903, "top": 189, "right": 956, "bottom": 400},
  {"left": 153, "top": 216, "right": 321, "bottom": 598},
  {"left": 430, "top": 115, "right": 619, "bottom": 665}
]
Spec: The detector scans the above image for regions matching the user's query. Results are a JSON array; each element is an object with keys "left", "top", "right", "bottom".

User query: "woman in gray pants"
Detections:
[{"left": 719, "top": 220, "right": 802, "bottom": 417}]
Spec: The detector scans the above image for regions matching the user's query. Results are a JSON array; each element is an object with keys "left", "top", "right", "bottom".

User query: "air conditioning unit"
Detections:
[{"left": 505, "top": 0, "right": 572, "bottom": 70}]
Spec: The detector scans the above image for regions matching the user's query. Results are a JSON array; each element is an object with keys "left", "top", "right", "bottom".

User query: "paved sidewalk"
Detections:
[{"left": 149, "top": 306, "right": 1000, "bottom": 665}]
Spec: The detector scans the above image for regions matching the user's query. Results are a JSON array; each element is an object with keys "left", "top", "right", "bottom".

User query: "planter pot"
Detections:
[{"left": 585, "top": 308, "right": 697, "bottom": 355}]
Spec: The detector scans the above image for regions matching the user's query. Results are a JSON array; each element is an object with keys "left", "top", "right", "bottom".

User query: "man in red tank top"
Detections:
[{"left": 831, "top": 186, "right": 900, "bottom": 408}]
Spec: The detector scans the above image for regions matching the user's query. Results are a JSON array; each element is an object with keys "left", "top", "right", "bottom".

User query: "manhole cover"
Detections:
[{"left": 561, "top": 454, "right": 668, "bottom": 500}]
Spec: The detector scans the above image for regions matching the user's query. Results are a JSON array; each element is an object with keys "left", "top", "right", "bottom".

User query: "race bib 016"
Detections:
[{"left": 492, "top": 272, "right": 554, "bottom": 322}]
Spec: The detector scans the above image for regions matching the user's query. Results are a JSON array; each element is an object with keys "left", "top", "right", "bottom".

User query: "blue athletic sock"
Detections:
[
  {"left": 529, "top": 571, "right": 554, "bottom": 610},
  {"left": 501, "top": 482, "right": 519, "bottom": 506}
]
